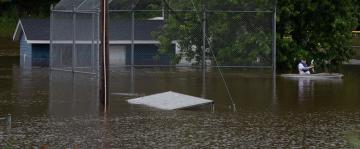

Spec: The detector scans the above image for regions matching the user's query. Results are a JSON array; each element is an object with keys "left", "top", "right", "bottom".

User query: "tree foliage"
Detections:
[
  {"left": 154, "top": 0, "right": 359, "bottom": 70},
  {"left": 1, "top": 0, "right": 359, "bottom": 69},
  {"left": 155, "top": 0, "right": 274, "bottom": 66},
  {"left": 277, "top": 0, "right": 359, "bottom": 71},
  {"left": 0, "top": 0, "right": 60, "bottom": 37},
  {"left": 1, "top": 0, "right": 59, "bottom": 17}
]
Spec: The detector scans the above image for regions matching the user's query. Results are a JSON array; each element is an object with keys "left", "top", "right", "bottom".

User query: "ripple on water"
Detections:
[{"left": 0, "top": 111, "right": 359, "bottom": 148}]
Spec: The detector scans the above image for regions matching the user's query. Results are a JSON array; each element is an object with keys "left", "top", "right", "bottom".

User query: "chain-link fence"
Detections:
[
  {"left": 50, "top": 0, "right": 277, "bottom": 110},
  {"left": 51, "top": 0, "right": 100, "bottom": 74},
  {"left": 50, "top": 0, "right": 276, "bottom": 74},
  {"left": 49, "top": 71, "right": 100, "bottom": 116}
]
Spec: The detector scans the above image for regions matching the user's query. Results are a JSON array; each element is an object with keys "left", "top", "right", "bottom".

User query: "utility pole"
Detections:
[{"left": 100, "top": 0, "right": 109, "bottom": 111}]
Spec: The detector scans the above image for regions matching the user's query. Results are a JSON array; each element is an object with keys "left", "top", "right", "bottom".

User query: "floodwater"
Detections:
[{"left": 1, "top": 56, "right": 360, "bottom": 148}]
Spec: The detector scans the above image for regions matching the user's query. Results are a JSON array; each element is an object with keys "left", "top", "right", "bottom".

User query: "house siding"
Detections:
[
  {"left": 125, "top": 44, "right": 175, "bottom": 65},
  {"left": 19, "top": 34, "right": 174, "bottom": 67},
  {"left": 19, "top": 34, "right": 32, "bottom": 69},
  {"left": 19, "top": 34, "right": 50, "bottom": 67}
]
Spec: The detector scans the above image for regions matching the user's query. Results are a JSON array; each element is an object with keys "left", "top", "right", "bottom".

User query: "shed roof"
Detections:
[
  {"left": 13, "top": 18, "right": 164, "bottom": 44},
  {"left": 12, "top": 18, "right": 50, "bottom": 42},
  {"left": 110, "top": 20, "right": 163, "bottom": 41}
]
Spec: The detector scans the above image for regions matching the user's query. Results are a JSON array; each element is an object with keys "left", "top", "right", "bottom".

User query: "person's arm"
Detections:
[
  {"left": 299, "top": 64, "right": 312, "bottom": 71},
  {"left": 301, "top": 67, "right": 310, "bottom": 71}
]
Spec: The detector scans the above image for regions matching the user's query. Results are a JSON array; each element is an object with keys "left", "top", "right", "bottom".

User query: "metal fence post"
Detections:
[
  {"left": 272, "top": 2, "right": 278, "bottom": 102},
  {"left": 201, "top": 66, "right": 206, "bottom": 98},
  {"left": 7, "top": 114, "right": 11, "bottom": 129},
  {"left": 201, "top": 2, "right": 207, "bottom": 98},
  {"left": 131, "top": 3, "right": 135, "bottom": 67},
  {"left": 272, "top": 6, "right": 277, "bottom": 77},
  {"left": 72, "top": 1, "right": 77, "bottom": 73},
  {"left": 91, "top": 13, "right": 95, "bottom": 73},
  {"left": 97, "top": 11, "right": 100, "bottom": 75},
  {"left": 50, "top": 5, "right": 54, "bottom": 70},
  {"left": 131, "top": 2, "right": 135, "bottom": 94},
  {"left": 202, "top": 3, "right": 207, "bottom": 68}
]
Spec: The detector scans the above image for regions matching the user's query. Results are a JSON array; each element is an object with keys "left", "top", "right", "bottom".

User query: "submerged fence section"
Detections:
[
  {"left": 50, "top": 0, "right": 276, "bottom": 75},
  {"left": 51, "top": 0, "right": 100, "bottom": 74}
]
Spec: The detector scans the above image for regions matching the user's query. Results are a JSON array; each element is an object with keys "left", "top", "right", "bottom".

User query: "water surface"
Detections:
[{"left": 1, "top": 56, "right": 360, "bottom": 148}]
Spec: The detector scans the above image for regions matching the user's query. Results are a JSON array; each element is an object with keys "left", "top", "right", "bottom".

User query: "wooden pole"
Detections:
[{"left": 100, "top": 0, "right": 109, "bottom": 111}]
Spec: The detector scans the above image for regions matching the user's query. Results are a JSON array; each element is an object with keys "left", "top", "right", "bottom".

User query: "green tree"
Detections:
[
  {"left": 277, "top": 0, "right": 358, "bottom": 72},
  {"left": 0, "top": 0, "right": 60, "bottom": 37},
  {"left": 355, "top": 0, "right": 360, "bottom": 30},
  {"left": 155, "top": 0, "right": 358, "bottom": 70},
  {"left": 155, "top": 0, "right": 274, "bottom": 66}
]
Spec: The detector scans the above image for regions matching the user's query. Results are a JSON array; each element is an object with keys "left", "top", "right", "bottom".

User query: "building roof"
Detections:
[
  {"left": 110, "top": 20, "right": 164, "bottom": 41},
  {"left": 13, "top": 18, "right": 165, "bottom": 44},
  {"left": 13, "top": 18, "right": 50, "bottom": 42}
]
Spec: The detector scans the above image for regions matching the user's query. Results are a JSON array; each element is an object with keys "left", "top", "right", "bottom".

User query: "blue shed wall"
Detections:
[
  {"left": 19, "top": 34, "right": 32, "bottom": 69},
  {"left": 20, "top": 38, "right": 172, "bottom": 67},
  {"left": 125, "top": 44, "right": 175, "bottom": 65},
  {"left": 32, "top": 44, "right": 49, "bottom": 66}
]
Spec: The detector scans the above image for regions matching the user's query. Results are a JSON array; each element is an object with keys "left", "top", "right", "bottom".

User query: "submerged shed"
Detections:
[{"left": 127, "top": 91, "right": 214, "bottom": 110}]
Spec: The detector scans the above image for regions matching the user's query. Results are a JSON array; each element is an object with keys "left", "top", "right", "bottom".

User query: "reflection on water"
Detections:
[
  {"left": 297, "top": 78, "right": 343, "bottom": 102},
  {"left": 20, "top": 53, "right": 32, "bottom": 71},
  {"left": 298, "top": 78, "right": 313, "bottom": 100},
  {"left": 49, "top": 71, "right": 100, "bottom": 117}
]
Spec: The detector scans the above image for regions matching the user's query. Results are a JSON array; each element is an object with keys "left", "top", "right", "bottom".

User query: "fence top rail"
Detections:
[
  {"left": 52, "top": 9, "right": 274, "bottom": 13},
  {"left": 106, "top": 65, "right": 273, "bottom": 69},
  {"left": 108, "top": 9, "right": 274, "bottom": 13}
]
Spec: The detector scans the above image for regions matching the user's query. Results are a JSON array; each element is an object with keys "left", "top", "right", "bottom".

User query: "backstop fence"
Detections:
[{"left": 50, "top": 0, "right": 276, "bottom": 75}]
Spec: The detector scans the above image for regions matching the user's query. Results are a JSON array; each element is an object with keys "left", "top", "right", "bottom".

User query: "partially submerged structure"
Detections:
[
  {"left": 127, "top": 91, "right": 214, "bottom": 110},
  {"left": 13, "top": 19, "right": 50, "bottom": 67},
  {"left": 23, "top": 0, "right": 277, "bottom": 111},
  {"left": 13, "top": 18, "right": 174, "bottom": 69},
  {"left": 49, "top": 0, "right": 277, "bottom": 74}
]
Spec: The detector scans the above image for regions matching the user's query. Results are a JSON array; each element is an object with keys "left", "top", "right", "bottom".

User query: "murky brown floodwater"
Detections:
[{"left": 1, "top": 56, "right": 360, "bottom": 148}]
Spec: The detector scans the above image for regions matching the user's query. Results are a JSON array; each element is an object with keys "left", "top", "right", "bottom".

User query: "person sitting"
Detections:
[{"left": 298, "top": 59, "right": 314, "bottom": 74}]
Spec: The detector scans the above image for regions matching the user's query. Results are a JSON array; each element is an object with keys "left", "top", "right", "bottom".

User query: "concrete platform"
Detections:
[{"left": 127, "top": 91, "right": 213, "bottom": 110}]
